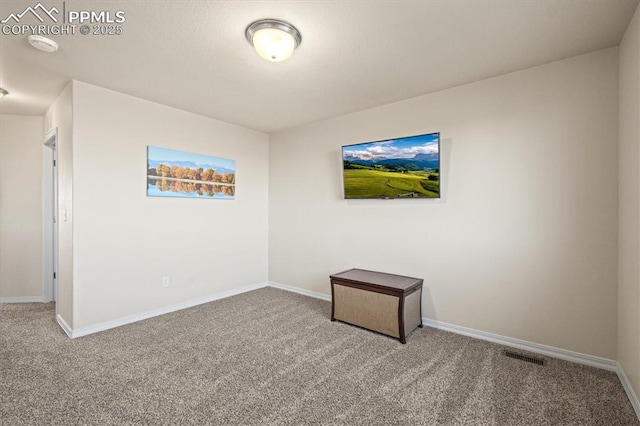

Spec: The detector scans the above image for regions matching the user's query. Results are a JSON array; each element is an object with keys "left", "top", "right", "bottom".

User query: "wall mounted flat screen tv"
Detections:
[{"left": 342, "top": 132, "right": 440, "bottom": 199}]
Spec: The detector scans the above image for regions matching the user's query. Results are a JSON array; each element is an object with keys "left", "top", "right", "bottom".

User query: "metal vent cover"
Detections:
[{"left": 503, "top": 350, "right": 546, "bottom": 366}]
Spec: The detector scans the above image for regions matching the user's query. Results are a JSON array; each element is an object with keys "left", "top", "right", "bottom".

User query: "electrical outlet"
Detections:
[{"left": 162, "top": 276, "right": 170, "bottom": 288}]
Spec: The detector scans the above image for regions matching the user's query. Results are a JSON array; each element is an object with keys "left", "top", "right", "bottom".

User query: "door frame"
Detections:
[{"left": 42, "top": 128, "right": 58, "bottom": 308}]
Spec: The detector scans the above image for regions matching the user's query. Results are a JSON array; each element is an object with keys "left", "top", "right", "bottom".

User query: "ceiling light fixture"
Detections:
[
  {"left": 245, "top": 19, "right": 301, "bottom": 62},
  {"left": 0, "top": 88, "right": 8, "bottom": 99},
  {"left": 28, "top": 35, "right": 58, "bottom": 53}
]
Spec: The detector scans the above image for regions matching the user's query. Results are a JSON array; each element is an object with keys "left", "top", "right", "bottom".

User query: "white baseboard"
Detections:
[
  {"left": 57, "top": 282, "right": 617, "bottom": 371},
  {"left": 267, "top": 282, "right": 616, "bottom": 372},
  {"left": 268, "top": 281, "right": 331, "bottom": 301},
  {"left": 617, "top": 362, "right": 640, "bottom": 420},
  {"left": 421, "top": 317, "right": 617, "bottom": 372},
  {"left": 61, "top": 282, "right": 329, "bottom": 338},
  {"left": 0, "top": 296, "right": 44, "bottom": 303},
  {"left": 56, "top": 314, "right": 73, "bottom": 338},
  {"left": 64, "top": 282, "right": 269, "bottom": 338}
]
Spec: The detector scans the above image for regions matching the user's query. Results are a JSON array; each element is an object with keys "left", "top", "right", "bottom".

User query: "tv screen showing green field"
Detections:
[{"left": 342, "top": 132, "right": 440, "bottom": 199}]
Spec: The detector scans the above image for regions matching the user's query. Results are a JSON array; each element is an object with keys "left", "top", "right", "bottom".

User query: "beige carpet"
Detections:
[{"left": 1, "top": 287, "right": 638, "bottom": 425}]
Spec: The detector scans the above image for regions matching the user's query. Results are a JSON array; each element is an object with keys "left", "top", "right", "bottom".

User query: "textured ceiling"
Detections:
[{"left": 0, "top": 0, "right": 638, "bottom": 133}]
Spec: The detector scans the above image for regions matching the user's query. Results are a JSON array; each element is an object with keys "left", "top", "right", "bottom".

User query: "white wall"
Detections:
[
  {"left": 618, "top": 3, "right": 640, "bottom": 407},
  {"left": 269, "top": 49, "right": 619, "bottom": 359},
  {"left": 70, "top": 81, "right": 268, "bottom": 329},
  {"left": 0, "top": 114, "right": 44, "bottom": 300}
]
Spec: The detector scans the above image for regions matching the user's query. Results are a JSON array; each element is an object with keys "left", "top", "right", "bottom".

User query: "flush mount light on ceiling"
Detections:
[
  {"left": 0, "top": 88, "right": 8, "bottom": 99},
  {"left": 28, "top": 35, "right": 58, "bottom": 53},
  {"left": 245, "top": 19, "right": 301, "bottom": 62}
]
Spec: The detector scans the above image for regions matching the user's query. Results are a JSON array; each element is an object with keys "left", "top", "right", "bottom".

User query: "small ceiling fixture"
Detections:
[
  {"left": 245, "top": 19, "right": 301, "bottom": 62},
  {"left": 0, "top": 88, "right": 8, "bottom": 99},
  {"left": 28, "top": 35, "right": 58, "bottom": 53}
]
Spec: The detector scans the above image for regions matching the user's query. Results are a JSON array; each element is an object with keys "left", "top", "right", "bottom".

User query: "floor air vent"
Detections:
[{"left": 503, "top": 350, "right": 545, "bottom": 366}]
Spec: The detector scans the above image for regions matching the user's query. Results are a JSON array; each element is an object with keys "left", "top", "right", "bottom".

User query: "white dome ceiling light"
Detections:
[
  {"left": 245, "top": 19, "right": 301, "bottom": 62},
  {"left": 28, "top": 35, "right": 59, "bottom": 53}
]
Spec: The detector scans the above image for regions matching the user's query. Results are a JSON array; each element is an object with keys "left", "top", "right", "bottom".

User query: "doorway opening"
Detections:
[{"left": 42, "top": 128, "right": 58, "bottom": 311}]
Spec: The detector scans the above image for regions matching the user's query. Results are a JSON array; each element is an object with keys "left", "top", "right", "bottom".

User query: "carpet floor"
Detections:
[{"left": 1, "top": 287, "right": 638, "bottom": 425}]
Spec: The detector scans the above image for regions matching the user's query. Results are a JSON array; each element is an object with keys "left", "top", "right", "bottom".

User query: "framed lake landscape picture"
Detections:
[{"left": 147, "top": 146, "right": 236, "bottom": 200}]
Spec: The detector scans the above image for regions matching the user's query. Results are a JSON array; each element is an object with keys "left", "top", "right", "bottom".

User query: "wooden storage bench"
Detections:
[{"left": 330, "top": 268, "right": 423, "bottom": 344}]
